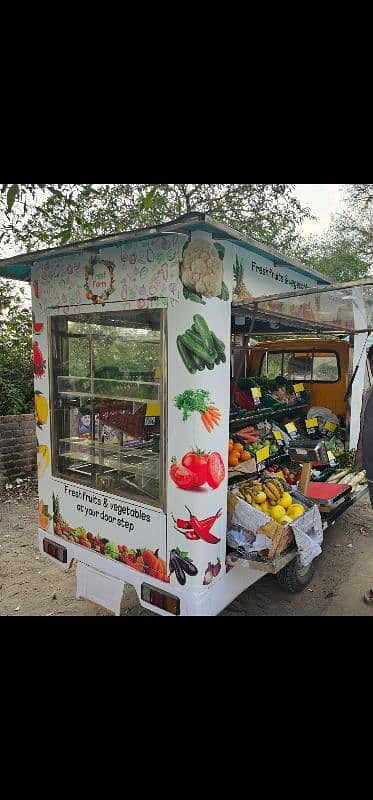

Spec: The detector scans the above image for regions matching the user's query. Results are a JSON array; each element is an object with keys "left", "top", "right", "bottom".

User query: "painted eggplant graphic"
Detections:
[{"left": 169, "top": 548, "right": 198, "bottom": 585}]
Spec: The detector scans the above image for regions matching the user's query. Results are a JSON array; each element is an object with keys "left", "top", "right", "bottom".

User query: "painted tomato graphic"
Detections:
[
  {"left": 206, "top": 452, "right": 225, "bottom": 489},
  {"left": 170, "top": 450, "right": 225, "bottom": 491},
  {"left": 170, "top": 459, "right": 198, "bottom": 490},
  {"left": 182, "top": 449, "right": 209, "bottom": 486}
]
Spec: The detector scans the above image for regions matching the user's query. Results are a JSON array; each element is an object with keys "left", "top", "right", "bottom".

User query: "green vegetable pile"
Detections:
[
  {"left": 337, "top": 448, "right": 356, "bottom": 469},
  {"left": 174, "top": 389, "right": 213, "bottom": 421}
]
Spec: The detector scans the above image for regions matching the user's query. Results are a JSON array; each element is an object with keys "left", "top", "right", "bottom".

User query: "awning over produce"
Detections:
[{"left": 232, "top": 279, "right": 373, "bottom": 334}]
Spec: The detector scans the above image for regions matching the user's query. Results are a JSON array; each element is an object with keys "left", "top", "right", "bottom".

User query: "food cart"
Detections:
[{"left": 1, "top": 211, "right": 372, "bottom": 615}]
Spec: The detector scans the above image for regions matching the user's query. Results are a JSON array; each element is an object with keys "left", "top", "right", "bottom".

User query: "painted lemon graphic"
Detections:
[
  {"left": 35, "top": 391, "right": 48, "bottom": 428},
  {"left": 37, "top": 443, "right": 50, "bottom": 479}
]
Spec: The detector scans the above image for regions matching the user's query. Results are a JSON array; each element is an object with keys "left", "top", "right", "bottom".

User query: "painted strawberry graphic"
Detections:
[{"left": 32, "top": 342, "right": 46, "bottom": 378}]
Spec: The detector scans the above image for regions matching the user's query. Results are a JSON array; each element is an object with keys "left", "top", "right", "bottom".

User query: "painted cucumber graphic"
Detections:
[{"left": 177, "top": 336, "right": 197, "bottom": 375}]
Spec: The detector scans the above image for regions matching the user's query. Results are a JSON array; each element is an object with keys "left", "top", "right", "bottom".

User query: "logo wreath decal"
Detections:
[{"left": 84, "top": 256, "right": 115, "bottom": 305}]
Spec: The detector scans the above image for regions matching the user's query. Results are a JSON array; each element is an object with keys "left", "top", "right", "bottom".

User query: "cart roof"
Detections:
[
  {"left": 232, "top": 278, "right": 373, "bottom": 334},
  {"left": 0, "top": 211, "right": 329, "bottom": 284}
]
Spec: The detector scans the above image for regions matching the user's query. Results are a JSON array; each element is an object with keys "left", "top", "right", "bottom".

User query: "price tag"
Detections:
[
  {"left": 323, "top": 420, "right": 337, "bottom": 438},
  {"left": 145, "top": 416, "right": 156, "bottom": 426},
  {"left": 293, "top": 382, "right": 305, "bottom": 400},
  {"left": 255, "top": 444, "right": 269, "bottom": 472},
  {"left": 327, "top": 450, "right": 337, "bottom": 468},
  {"left": 251, "top": 387, "right": 262, "bottom": 407},
  {"left": 273, "top": 430, "right": 286, "bottom": 449},
  {"left": 285, "top": 421, "right": 299, "bottom": 440},
  {"left": 305, "top": 417, "right": 319, "bottom": 435}
]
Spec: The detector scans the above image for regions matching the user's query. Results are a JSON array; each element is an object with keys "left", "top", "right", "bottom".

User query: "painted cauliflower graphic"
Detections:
[{"left": 180, "top": 239, "right": 228, "bottom": 303}]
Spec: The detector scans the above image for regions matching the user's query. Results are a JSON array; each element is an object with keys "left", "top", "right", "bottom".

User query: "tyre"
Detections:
[{"left": 276, "top": 556, "right": 316, "bottom": 593}]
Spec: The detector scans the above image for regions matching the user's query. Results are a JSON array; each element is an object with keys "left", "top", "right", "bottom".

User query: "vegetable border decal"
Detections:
[{"left": 84, "top": 256, "right": 115, "bottom": 306}]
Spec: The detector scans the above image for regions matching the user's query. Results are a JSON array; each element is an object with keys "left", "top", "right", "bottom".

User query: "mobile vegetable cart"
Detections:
[{"left": 1, "top": 212, "right": 372, "bottom": 615}]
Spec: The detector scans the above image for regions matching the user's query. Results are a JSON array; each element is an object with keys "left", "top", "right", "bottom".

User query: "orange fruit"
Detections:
[
  {"left": 228, "top": 453, "right": 240, "bottom": 467},
  {"left": 240, "top": 450, "right": 250, "bottom": 461},
  {"left": 233, "top": 442, "right": 244, "bottom": 453}
]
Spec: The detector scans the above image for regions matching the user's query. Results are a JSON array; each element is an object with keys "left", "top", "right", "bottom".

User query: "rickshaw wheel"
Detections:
[{"left": 276, "top": 556, "right": 315, "bottom": 593}]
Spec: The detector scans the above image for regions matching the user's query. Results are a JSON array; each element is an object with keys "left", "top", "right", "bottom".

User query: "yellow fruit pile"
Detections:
[{"left": 236, "top": 477, "right": 305, "bottom": 525}]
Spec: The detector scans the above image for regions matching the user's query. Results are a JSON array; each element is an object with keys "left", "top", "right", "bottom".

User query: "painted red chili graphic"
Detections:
[{"left": 172, "top": 507, "right": 222, "bottom": 544}]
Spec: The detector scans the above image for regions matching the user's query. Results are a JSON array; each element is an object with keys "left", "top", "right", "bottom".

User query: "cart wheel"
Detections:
[{"left": 276, "top": 557, "right": 315, "bottom": 593}]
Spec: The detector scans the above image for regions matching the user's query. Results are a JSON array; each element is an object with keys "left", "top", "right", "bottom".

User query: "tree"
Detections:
[
  {"left": 9, "top": 184, "right": 313, "bottom": 253},
  {"left": 0, "top": 282, "right": 33, "bottom": 415},
  {"left": 295, "top": 234, "right": 371, "bottom": 283},
  {"left": 334, "top": 184, "right": 373, "bottom": 265},
  {"left": 0, "top": 184, "right": 90, "bottom": 254}
]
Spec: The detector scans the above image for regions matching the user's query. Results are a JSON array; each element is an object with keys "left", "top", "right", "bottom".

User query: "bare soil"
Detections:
[{"left": 1, "top": 479, "right": 373, "bottom": 616}]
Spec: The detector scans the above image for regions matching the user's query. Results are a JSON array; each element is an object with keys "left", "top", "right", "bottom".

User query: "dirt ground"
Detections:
[{"left": 1, "top": 478, "right": 373, "bottom": 616}]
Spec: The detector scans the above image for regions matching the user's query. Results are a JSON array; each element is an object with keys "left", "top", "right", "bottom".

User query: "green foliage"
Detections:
[
  {"left": 0, "top": 281, "right": 33, "bottom": 415},
  {"left": 299, "top": 235, "right": 371, "bottom": 282},
  {"left": 4, "top": 184, "right": 313, "bottom": 253},
  {"left": 334, "top": 184, "right": 373, "bottom": 265}
]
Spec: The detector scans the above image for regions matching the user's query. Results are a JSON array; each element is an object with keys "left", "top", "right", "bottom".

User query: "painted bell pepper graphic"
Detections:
[
  {"left": 32, "top": 342, "right": 46, "bottom": 378},
  {"left": 32, "top": 312, "right": 44, "bottom": 335}
]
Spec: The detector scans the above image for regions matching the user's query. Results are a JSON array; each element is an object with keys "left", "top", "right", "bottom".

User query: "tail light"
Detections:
[
  {"left": 43, "top": 538, "right": 67, "bottom": 563},
  {"left": 141, "top": 584, "right": 180, "bottom": 615}
]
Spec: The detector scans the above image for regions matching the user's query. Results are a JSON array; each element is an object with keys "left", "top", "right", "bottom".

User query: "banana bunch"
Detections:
[
  {"left": 262, "top": 477, "right": 285, "bottom": 506},
  {"left": 236, "top": 478, "right": 263, "bottom": 505}
]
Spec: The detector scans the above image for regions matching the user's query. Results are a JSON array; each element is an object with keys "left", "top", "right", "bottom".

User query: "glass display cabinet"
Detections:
[{"left": 50, "top": 309, "right": 165, "bottom": 507}]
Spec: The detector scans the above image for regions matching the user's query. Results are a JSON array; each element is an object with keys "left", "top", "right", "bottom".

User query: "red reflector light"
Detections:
[
  {"left": 43, "top": 538, "right": 67, "bottom": 563},
  {"left": 141, "top": 584, "right": 180, "bottom": 615}
]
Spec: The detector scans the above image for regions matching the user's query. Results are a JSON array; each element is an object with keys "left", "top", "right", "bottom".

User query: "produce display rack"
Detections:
[
  {"left": 229, "top": 402, "right": 307, "bottom": 431},
  {"left": 227, "top": 451, "right": 288, "bottom": 484}
]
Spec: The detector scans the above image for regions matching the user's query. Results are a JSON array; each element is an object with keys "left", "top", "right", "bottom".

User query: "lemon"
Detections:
[
  {"left": 288, "top": 503, "right": 305, "bottom": 519},
  {"left": 281, "top": 491, "right": 292, "bottom": 509},
  {"left": 270, "top": 504, "right": 286, "bottom": 522},
  {"left": 281, "top": 515, "right": 293, "bottom": 524},
  {"left": 255, "top": 491, "right": 267, "bottom": 504},
  {"left": 261, "top": 500, "right": 270, "bottom": 514}
]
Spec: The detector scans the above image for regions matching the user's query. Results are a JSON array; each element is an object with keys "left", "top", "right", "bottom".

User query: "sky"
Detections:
[{"left": 294, "top": 184, "right": 345, "bottom": 237}]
